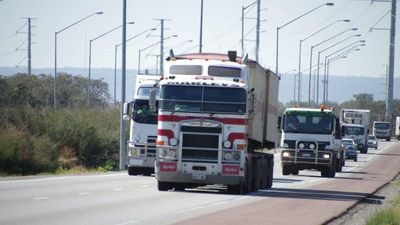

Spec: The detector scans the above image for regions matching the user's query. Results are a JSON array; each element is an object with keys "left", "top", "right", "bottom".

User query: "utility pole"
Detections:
[
  {"left": 255, "top": 0, "right": 260, "bottom": 62},
  {"left": 19, "top": 17, "right": 37, "bottom": 75},
  {"left": 153, "top": 19, "right": 171, "bottom": 74},
  {"left": 120, "top": 0, "right": 127, "bottom": 171},
  {"left": 386, "top": 0, "right": 396, "bottom": 121},
  {"left": 199, "top": 0, "right": 204, "bottom": 53}
]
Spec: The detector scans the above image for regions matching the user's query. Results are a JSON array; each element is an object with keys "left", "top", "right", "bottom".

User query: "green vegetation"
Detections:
[
  {"left": 0, "top": 73, "right": 120, "bottom": 175},
  {"left": 366, "top": 182, "right": 400, "bottom": 225}
]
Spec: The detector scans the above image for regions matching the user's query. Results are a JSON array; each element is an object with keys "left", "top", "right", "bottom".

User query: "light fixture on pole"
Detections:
[
  {"left": 113, "top": 27, "right": 157, "bottom": 107},
  {"left": 88, "top": 21, "right": 134, "bottom": 107},
  {"left": 54, "top": 11, "right": 103, "bottom": 108},
  {"left": 307, "top": 27, "right": 357, "bottom": 107},
  {"left": 138, "top": 35, "right": 178, "bottom": 75},
  {"left": 322, "top": 40, "right": 366, "bottom": 103},
  {"left": 315, "top": 33, "right": 361, "bottom": 105},
  {"left": 275, "top": 2, "right": 334, "bottom": 77},
  {"left": 296, "top": 19, "right": 350, "bottom": 103}
]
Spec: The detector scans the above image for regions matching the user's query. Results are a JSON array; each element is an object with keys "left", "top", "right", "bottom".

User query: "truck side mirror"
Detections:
[
  {"left": 277, "top": 116, "right": 282, "bottom": 129},
  {"left": 122, "top": 102, "right": 130, "bottom": 121},
  {"left": 149, "top": 88, "right": 157, "bottom": 112}
]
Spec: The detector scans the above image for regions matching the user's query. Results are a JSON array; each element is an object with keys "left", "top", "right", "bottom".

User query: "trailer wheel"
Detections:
[
  {"left": 266, "top": 158, "right": 274, "bottom": 189},
  {"left": 158, "top": 181, "right": 173, "bottom": 191}
]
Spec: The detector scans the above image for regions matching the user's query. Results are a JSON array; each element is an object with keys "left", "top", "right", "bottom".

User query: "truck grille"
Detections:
[
  {"left": 135, "top": 136, "right": 157, "bottom": 157},
  {"left": 182, "top": 133, "right": 219, "bottom": 162}
]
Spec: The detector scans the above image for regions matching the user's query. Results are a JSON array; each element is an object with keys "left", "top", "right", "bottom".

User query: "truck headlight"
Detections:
[
  {"left": 169, "top": 138, "right": 178, "bottom": 146},
  {"left": 323, "top": 154, "right": 330, "bottom": 159},
  {"left": 167, "top": 149, "right": 177, "bottom": 158},
  {"left": 129, "top": 148, "right": 141, "bottom": 157},
  {"left": 282, "top": 152, "right": 290, "bottom": 157},
  {"left": 299, "top": 143, "right": 305, "bottom": 149},
  {"left": 223, "top": 140, "right": 232, "bottom": 148},
  {"left": 309, "top": 143, "right": 316, "bottom": 150},
  {"left": 224, "top": 152, "right": 233, "bottom": 160}
]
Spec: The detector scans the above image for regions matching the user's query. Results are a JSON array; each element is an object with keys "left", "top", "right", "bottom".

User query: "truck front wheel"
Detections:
[
  {"left": 158, "top": 181, "right": 173, "bottom": 191},
  {"left": 282, "top": 164, "right": 291, "bottom": 175},
  {"left": 321, "top": 166, "right": 335, "bottom": 178}
]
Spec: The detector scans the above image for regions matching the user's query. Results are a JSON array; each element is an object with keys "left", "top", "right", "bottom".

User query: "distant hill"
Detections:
[
  {"left": 1, "top": 67, "right": 399, "bottom": 104},
  {"left": 277, "top": 74, "right": 399, "bottom": 104}
]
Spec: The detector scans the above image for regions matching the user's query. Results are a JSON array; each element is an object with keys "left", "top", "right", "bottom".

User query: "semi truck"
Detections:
[
  {"left": 154, "top": 51, "right": 278, "bottom": 194},
  {"left": 396, "top": 116, "right": 400, "bottom": 140},
  {"left": 340, "top": 109, "right": 370, "bottom": 153},
  {"left": 124, "top": 74, "right": 160, "bottom": 176},
  {"left": 279, "top": 106, "right": 344, "bottom": 178},
  {"left": 373, "top": 121, "right": 391, "bottom": 141}
]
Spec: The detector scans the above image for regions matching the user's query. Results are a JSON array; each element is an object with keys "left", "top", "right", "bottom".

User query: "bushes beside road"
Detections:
[{"left": 0, "top": 73, "right": 120, "bottom": 175}]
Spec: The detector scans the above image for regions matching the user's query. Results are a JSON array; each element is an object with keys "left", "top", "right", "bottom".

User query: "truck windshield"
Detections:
[
  {"left": 132, "top": 99, "right": 158, "bottom": 124},
  {"left": 374, "top": 123, "right": 390, "bottom": 129},
  {"left": 208, "top": 66, "right": 241, "bottom": 78},
  {"left": 159, "top": 85, "right": 246, "bottom": 114},
  {"left": 343, "top": 126, "right": 365, "bottom": 135},
  {"left": 283, "top": 114, "right": 333, "bottom": 134},
  {"left": 137, "top": 87, "right": 159, "bottom": 97}
]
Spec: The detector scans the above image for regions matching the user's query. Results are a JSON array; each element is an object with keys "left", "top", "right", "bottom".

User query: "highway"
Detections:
[{"left": 0, "top": 141, "right": 399, "bottom": 225}]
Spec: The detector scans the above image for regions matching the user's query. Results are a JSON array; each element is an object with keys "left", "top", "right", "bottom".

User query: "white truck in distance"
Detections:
[
  {"left": 124, "top": 75, "right": 160, "bottom": 176},
  {"left": 373, "top": 121, "right": 391, "bottom": 141},
  {"left": 279, "top": 106, "right": 344, "bottom": 178},
  {"left": 154, "top": 51, "right": 278, "bottom": 194},
  {"left": 340, "top": 109, "right": 370, "bottom": 153}
]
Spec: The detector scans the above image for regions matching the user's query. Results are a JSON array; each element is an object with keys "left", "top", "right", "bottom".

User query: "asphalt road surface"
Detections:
[{"left": 0, "top": 141, "right": 399, "bottom": 225}]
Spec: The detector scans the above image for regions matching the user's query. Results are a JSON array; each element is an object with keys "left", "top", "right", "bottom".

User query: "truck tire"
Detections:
[
  {"left": 354, "top": 156, "right": 357, "bottom": 162},
  {"left": 173, "top": 183, "right": 186, "bottom": 191},
  {"left": 228, "top": 183, "right": 246, "bottom": 195},
  {"left": 321, "top": 166, "right": 335, "bottom": 178},
  {"left": 335, "top": 159, "right": 343, "bottom": 172},
  {"left": 360, "top": 146, "right": 368, "bottom": 154},
  {"left": 282, "top": 164, "right": 291, "bottom": 175},
  {"left": 267, "top": 158, "right": 274, "bottom": 189},
  {"left": 128, "top": 167, "right": 138, "bottom": 176},
  {"left": 158, "top": 181, "right": 173, "bottom": 191},
  {"left": 291, "top": 167, "right": 299, "bottom": 175},
  {"left": 386, "top": 137, "right": 390, "bottom": 141}
]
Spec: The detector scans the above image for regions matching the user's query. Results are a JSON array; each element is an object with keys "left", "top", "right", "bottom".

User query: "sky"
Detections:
[{"left": 0, "top": 0, "right": 399, "bottom": 91}]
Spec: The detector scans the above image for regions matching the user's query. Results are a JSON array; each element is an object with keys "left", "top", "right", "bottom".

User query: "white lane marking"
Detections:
[
  {"left": 78, "top": 192, "right": 90, "bottom": 195},
  {"left": 113, "top": 188, "right": 123, "bottom": 191},
  {"left": 33, "top": 196, "right": 49, "bottom": 200},
  {"left": 141, "top": 184, "right": 150, "bottom": 188},
  {"left": 116, "top": 195, "right": 249, "bottom": 225},
  {"left": 0, "top": 173, "right": 126, "bottom": 184}
]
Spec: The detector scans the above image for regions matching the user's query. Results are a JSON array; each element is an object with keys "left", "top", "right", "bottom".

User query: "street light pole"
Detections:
[
  {"left": 315, "top": 33, "right": 361, "bottom": 105},
  {"left": 113, "top": 27, "right": 157, "bottom": 106},
  {"left": 275, "top": 2, "right": 334, "bottom": 77},
  {"left": 54, "top": 11, "right": 103, "bottom": 108},
  {"left": 88, "top": 22, "right": 134, "bottom": 107},
  {"left": 119, "top": 0, "right": 127, "bottom": 171},
  {"left": 322, "top": 40, "right": 366, "bottom": 103},
  {"left": 307, "top": 27, "right": 357, "bottom": 107},
  {"left": 297, "top": 19, "right": 350, "bottom": 103}
]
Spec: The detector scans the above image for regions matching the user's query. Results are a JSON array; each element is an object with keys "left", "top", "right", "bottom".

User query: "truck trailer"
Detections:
[
  {"left": 340, "top": 109, "right": 370, "bottom": 153},
  {"left": 154, "top": 52, "right": 278, "bottom": 194}
]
